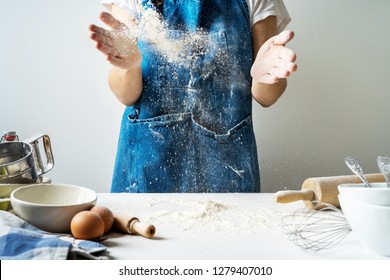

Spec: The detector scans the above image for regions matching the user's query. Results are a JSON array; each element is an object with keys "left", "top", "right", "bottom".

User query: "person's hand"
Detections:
[
  {"left": 251, "top": 30, "right": 297, "bottom": 84},
  {"left": 89, "top": 12, "right": 142, "bottom": 70}
]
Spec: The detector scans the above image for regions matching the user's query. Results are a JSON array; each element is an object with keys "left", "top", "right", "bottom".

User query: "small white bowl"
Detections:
[
  {"left": 338, "top": 182, "right": 390, "bottom": 206},
  {"left": 10, "top": 183, "right": 97, "bottom": 233},
  {"left": 339, "top": 194, "right": 390, "bottom": 256}
]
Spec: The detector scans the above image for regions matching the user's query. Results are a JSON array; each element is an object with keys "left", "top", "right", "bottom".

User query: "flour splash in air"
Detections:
[{"left": 128, "top": 5, "right": 217, "bottom": 66}]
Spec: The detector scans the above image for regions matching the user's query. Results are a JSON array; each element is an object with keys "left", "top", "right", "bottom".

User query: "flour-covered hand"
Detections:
[
  {"left": 251, "top": 30, "right": 297, "bottom": 84},
  {"left": 89, "top": 12, "right": 142, "bottom": 70}
]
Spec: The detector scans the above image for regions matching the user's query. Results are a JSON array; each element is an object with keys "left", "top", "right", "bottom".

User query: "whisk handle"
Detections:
[{"left": 273, "top": 189, "right": 314, "bottom": 203}]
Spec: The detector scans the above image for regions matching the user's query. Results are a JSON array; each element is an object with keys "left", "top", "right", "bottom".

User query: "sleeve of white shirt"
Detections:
[
  {"left": 247, "top": 0, "right": 291, "bottom": 32},
  {"left": 101, "top": 0, "right": 139, "bottom": 19}
]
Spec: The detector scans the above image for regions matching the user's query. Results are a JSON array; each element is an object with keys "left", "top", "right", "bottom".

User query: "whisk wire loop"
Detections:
[{"left": 281, "top": 202, "right": 351, "bottom": 251}]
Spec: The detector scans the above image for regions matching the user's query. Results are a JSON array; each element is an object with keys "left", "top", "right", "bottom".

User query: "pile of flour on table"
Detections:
[{"left": 111, "top": 197, "right": 287, "bottom": 238}]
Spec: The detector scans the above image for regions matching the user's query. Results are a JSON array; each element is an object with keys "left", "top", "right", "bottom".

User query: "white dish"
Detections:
[
  {"left": 10, "top": 183, "right": 97, "bottom": 233},
  {"left": 338, "top": 182, "right": 390, "bottom": 206},
  {"left": 339, "top": 194, "right": 390, "bottom": 256}
]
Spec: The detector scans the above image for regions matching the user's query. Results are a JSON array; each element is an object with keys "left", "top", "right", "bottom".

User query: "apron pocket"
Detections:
[
  {"left": 113, "top": 112, "right": 259, "bottom": 193},
  {"left": 192, "top": 115, "right": 260, "bottom": 192},
  {"left": 119, "top": 113, "right": 197, "bottom": 192}
]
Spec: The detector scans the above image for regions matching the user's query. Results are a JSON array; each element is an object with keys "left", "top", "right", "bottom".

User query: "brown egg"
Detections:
[
  {"left": 90, "top": 206, "right": 114, "bottom": 234},
  {"left": 70, "top": 211, "right": 105, "bottom": 240}
]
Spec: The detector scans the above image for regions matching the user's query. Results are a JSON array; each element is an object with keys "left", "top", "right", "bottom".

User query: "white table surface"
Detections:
[{"left": 97, "top": 193, "right": 388, "bottom": 260}]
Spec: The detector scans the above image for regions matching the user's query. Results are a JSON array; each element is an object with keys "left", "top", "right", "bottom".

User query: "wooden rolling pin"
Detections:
[
  {"left": 114, "top": 215, "right": 156, "bottom": 239},
  {"left": 274, "top": 173, "right": 385, "bottom": 209}
]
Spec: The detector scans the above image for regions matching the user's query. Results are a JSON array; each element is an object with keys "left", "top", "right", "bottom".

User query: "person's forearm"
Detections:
[
  {"left": 251, "top": 78, "right": 287, "bottom": 107},
  {"left": 108, "top": 65, "right": 143, "bottom": 106}
]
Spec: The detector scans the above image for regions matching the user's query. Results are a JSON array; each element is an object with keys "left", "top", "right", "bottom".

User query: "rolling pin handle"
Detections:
[
  {"left": 129, "top": 217, "right": 156, "bottom": 239},
  {"left": 273, "top": 189, "right": 315, "bottom": 203}
]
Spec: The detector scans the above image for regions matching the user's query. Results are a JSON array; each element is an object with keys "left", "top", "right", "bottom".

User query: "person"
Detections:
[{"left": 89, "top": 0, "right": 297, "bottom": 193}]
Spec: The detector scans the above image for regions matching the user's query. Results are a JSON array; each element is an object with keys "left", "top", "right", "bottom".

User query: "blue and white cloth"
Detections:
[{"left": 0, "top": 210, "right": 109, "bottom": 260}]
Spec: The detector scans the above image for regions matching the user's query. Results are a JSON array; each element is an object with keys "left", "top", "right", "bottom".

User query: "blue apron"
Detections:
[{"left": 111, "top": 0, "right": 260, "bottom": 192}]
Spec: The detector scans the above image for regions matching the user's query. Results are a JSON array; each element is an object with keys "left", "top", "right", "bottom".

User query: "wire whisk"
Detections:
[{"left": 281, "top": 202, "right": 351, "bottom": 251}]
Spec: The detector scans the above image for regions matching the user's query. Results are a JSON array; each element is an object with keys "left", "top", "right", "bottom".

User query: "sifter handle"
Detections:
[
  {"left": 273, "top": 189, "right": 314, "bottom": 203},
  {"left": 24, "top": 134, "right": 54, "bottom": 176}
]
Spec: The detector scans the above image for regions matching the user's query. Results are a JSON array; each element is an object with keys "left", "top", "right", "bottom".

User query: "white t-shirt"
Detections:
[{"left": 102, "top": 0, "right": 290, "bottom": 32}]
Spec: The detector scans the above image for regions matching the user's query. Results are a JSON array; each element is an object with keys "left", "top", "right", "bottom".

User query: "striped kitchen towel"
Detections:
[{"left": 0, "top": 210, "right": 108, "bottom": 260}]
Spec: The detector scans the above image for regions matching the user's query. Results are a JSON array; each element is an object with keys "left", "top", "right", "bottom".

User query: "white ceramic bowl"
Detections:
[
  {"left": 10, "top": 183, "right": 97, "bottom": 233},
  {"left": 339, "top": 194, "right": 390, "bottom": 256},
  {"left": 338, "top": 182, "right": 390, "bottom": 206}
]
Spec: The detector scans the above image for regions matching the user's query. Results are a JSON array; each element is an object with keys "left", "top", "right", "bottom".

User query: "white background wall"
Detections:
[{"left": 1, "top": 0, "right": 389, "bottom": 193}]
